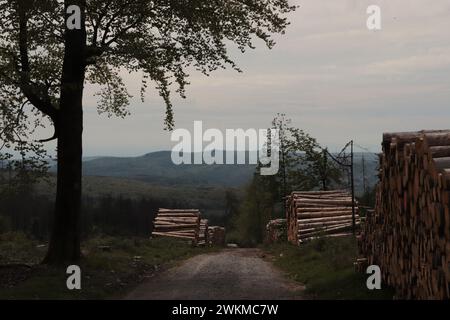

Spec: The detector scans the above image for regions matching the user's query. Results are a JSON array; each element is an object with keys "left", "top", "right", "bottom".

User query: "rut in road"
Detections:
[{"left": 125, "top": 248, "right": 304, "bottom": 300}]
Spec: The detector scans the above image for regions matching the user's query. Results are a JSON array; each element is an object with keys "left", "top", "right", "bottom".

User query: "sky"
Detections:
[{"left": 37, "top": 0, "right": 450, "bottom": 157}]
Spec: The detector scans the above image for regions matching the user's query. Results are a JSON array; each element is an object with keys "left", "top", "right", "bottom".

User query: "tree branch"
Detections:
[
  {"left": 100, "top": 3, "right": 130, "bottom": 46},
  {"left": 104, "top": 16, "right": 144, "bottom": 46},
  {"left": 37, "top": 130, "right": 58, "bottom": 143},
  {"left": 16, "top": 1, "right": 58, "bottom": 123}
]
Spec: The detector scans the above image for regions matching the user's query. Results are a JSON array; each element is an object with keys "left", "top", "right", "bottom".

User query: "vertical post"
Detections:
[
  {"left": 8, "top": 162, "right": 12, "bottom": 188},
  {"left": 362, "top": 154, "right": 366, "bottom": 194},
  {"left": 279, "top": 123, "right": 286, "bottom": 201},
  {"left": 350, "top": 140, "right": 356, "bottom": 235},
  {"left": 322, "top": 148, "right": 328, "bottom": 191}
]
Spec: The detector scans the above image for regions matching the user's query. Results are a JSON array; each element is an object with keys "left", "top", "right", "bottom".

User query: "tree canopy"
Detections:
[
  {"left": 0, "top": 0, "right": 296, "bottom": 142},
  {"left": 0, "top": 0, "right": 297, "bottom": 263}
]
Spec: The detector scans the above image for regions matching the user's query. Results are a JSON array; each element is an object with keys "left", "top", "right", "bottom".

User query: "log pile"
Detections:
[
  {"left": 208, "top": 226, "right": 226, "bottom": 246},
  {"left": 358, "top": 130, "right": 450, "bottom": 299},
  {"left": 151, "top": 208, "right": 201, "bottom": 245},
  {"left": 286, "top": 190, "right": 360, "bottom": 245},
  {"left": 198, "top": 219, "right": 209, "bottom": 246},
  {"left": 265, "top": 219, "right": 287, "bottom": 244}
]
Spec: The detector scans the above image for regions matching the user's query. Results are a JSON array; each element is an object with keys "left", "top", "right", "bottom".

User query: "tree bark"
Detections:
[{"left": 43, "top": 1, "right": 87, "bottom": 265}]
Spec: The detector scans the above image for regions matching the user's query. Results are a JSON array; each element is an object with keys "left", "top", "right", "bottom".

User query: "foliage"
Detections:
[
  {"left": 227, "top": 175, "right": 273, "bottom": 246},
  {"left": 357, "top": 185, "right": 377, "bottom": 209},
  {"left": 1, "top": 0, "right": 297, "bottom": 262},
  {"left": 0, "top": 141, "right": 49, "bottom": 196},
  {"left": 0, "top": 0, "right": 297, "bottom": 145},
  {"left": 0, "top": 175, "right": 235, "bottom": 240},
  {"left": 268, "top": 113, "right": 342, "bottom": 199},
  {"left": 0, "top": 215, "right": 11, "bottom": 233},
  {"left": 0, "top": 185, "right": 53, "bottom": 240},
  {"left": 229, "top": 114, "right": 343, "bottom": 245},
  {"left": 223, "top": 189, "right": 240, "bottom": 230},
  {"left": 0, "top": 231, "right": 43, "bottom": 264}
]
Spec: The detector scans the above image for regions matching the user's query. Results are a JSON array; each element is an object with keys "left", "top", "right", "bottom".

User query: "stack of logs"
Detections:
[
  {"left": 151, "top": 209, "right": 226, "bottom": 247},
  {"left": 151, "top": 209, "right": 201, "bottom": 245},
  {"left": 198, "top": 219, "right": 209, "bottom": 246},
  {"left": 286, "top": 190, "right": 360, "bottom": 245},
  {"left": 208, "top": 226, "right": 226, "bottom": 246},
  {"left": 358, "top": 130, "right": 450, "bottom": 299},
  {"left": 265, "top": 219, "right": 287, "bottom": 244}
]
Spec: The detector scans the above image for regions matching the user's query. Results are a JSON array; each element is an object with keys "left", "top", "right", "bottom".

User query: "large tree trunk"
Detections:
[{"left": 43, "top": 1, "right": 87, "bottom": 265}]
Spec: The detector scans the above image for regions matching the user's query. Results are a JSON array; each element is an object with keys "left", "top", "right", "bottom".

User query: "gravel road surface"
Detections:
[{"left": 125, "top": 248, "right": 304, "bottom": 300}]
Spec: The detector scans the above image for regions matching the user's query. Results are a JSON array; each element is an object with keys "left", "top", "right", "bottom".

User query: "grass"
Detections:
[
  {"left": 263, "top": 237, "right": 395, "bottom": 300},
  {"left": 0, "top": 233, "right": 219, "bottom": 299}
]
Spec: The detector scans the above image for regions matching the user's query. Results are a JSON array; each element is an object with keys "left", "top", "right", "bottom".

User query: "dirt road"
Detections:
[{"left": 125, "top": 248, "right": 304, "bottom": 300}]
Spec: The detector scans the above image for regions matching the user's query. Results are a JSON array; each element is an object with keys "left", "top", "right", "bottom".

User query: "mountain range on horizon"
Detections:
[
  {"left": 51, "top": 150, "right": 257, "bottom": 187},
  {"left": 46, "top": 150, "right": 380, "bottom": 194}
]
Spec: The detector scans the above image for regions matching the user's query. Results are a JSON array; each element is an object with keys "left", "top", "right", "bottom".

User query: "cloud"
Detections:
[
  {"left": 35, "top": 0, "right": 450, "bottom": 156},
  {"left": 362, "top": 47, "right": 450, "bottom": 75}
]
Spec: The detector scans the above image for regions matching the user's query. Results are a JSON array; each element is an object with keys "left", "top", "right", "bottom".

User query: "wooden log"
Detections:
[
  {"left": 286, "top": 190, "right": 358, "bottom": 246},
  {"left": 299, "top": 232, "right": 353, "bottom": 243},
  {"left": 154, "top": 219, "right": 198, "bottom": 224},
  {"left": 291, "top": 193, "right": 350, "bottom": 199},
  {"left": 297, "top": 210, "right": 356, "bottom": 218},
  {"left": 153, "top": 208, "right": 202, "bottom": 246},
  {"left": 359, "top": 130, "right": 450, "bottom": 299},
  {"left": 152, "top": 232, "right": 196, "bottom": 240},
  {"left": 295, "top": 203, "right": 353, "bottom": 208},
  {"left": 159, "top": 208, "right": 200, "bottom": 213},
  {"left": 154, "top": 222, "right": 198, "bottom": 227},
  {"left": 294, "top": 198, "right": 353, "bottom": 205},
  {"left": 157, "top": 212, "right": 199, "bottom": 215},
  {"left": 155, "top": 216, "right": 199, "bottom": 221},
  {"left": 298, "top": 219, "right": 360, "bottom": 233},
  {"left": 433, "top": 157, "right": 450, "bottom": 171},
  {"left": 297, "top": 214, "right": 359, "bottom": 224},
  {"left": 297, "top": 206, "right": 357, "bottom": 213},
  {"left": 292, "top": 195, "right": 351, "bottom": 201},
  {"left": 382, "top": 130, "right": 450, "bottom": 148},
  {"left": 154, "top": 224, "right": 200, "bottom": 230},
  {"left": 298, "top": 223, "right": 357, "bottom": 239},
  {"left": 430, "top": 146, "right": 450, "bottom": 158},
  {"left": 299, "top": 222, "right": 355, "bottom": 235},
  {"left": 291, "top": 190, "right": 349, "bottom": 195},
  {"left": 156, "top": 229, "right": 197, "bottom": 234}
]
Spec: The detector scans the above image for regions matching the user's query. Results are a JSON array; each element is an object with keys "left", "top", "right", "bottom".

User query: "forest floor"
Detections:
[
  {"left": 0, "top": 233, "right": 218, "bottom": 299},
  {"left": 125, "top": 248, "right": 305, "bottom": 300}
]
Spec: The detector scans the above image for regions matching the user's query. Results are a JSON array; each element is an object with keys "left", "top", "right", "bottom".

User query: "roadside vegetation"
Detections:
[
  {"left": 227, "top": 114, "right": 343, "bottom": 247},
  {"left": 263, "top": 236, "right": 394, "bottom": 300},
  {"left": 0, "top": 233, "right": 218, "bottom": 299}
]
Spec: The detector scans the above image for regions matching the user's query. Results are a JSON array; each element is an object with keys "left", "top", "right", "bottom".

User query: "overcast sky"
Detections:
[{"left": 37, "top": 0, "right": 450, "bottom": 156}]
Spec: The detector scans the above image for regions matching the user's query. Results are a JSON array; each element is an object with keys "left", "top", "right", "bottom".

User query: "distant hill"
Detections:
[
  {"left": 78, "top": 151, "right": 256, "bottom": 187},
  {"left": 48, "top": 151, "right": 379, "bottom": 194}
]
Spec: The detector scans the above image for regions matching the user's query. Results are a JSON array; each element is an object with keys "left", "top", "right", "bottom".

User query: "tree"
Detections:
[
  {"left": 229, "top": 114, "right": 343, "bottom": 245},
  {"left": 228, "top": 174, "right": 273, "bottom": 246},
  {"left": 0, "top": 0, "right": 296, "bottom": 264},
  {"left": 265, "top": 114, "right": 337, "bottom": 201},
  {"left": 223, "top": 189, "right": 239, "bottom": 229},
  {"left": 310, "top": 147, "right": 342, "bottom": 191}
]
